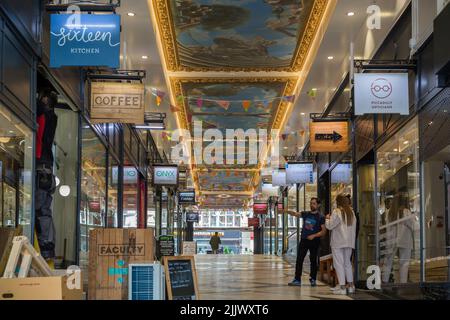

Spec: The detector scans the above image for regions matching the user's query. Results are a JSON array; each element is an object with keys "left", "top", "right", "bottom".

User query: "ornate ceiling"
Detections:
[{"left": 150, "top": 0, "right": 336, "bottom": 206}]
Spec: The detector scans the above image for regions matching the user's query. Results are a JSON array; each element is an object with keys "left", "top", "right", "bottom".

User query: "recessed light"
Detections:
[
  {"left": 312, "top": 88, "right": 317, "bottom": 91},
  {"left": 393, "top": 149, "right": 398, "bottom": 152},
  {"left": 327, "top": 56, "right": 334, "bottom": 60},
  {"left": 284, "top": 147, "right": 288, "bottom": 150},
  {"left": 127, "top": 12, "right": 136, "bottom": 17},
  {"left": 428, "top": 121, "right": 433, "bottom": 125},
  {"left": 403, "top": 141, "right": 409, "bottom": 145},
  {"left": 142, "top": 55, "right": 149, "bottom": 60},
  {"left": 347, "top": 12, "right": 355, "bottom": 16},
  {"left": 301, "top": 112, "right": 305, "bottom": 116}
]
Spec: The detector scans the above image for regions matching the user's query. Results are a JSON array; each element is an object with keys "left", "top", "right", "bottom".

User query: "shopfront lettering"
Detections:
[
  {"left": 98, "top": 244, "right": 145, "bottom": 256},
  {"left": 93, "top": 94, "right": 141, "bottom": 108},
  {"left": 156, "top": 171, "right": 175, "bottom": 177},
  {"left": 51, "top": 26, "right": 120, "bottom": 48}
]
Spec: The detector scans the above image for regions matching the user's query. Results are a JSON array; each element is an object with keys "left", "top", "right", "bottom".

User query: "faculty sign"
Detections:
[
  {"left": 90, "top": 82, "right": 145, "bottom": 124},
  {"left": 50, "top": 13, "right": 120, "bottom": 68},
  {"left": 309, "top": 121, "right": 349, "bottom": 153},
  {"left": 354, "top": 73, "right": 409, "bottom": 115}
]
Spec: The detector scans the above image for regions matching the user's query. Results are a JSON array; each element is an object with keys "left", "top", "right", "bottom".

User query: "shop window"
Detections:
[
  {"left": 147, "top": 188, "right": 156, "bottom": 228},
  {"left": 331, "top": 161, "right": 353, "bottom": 209},
  {"left": 79, "top": 122, "right": 107, "bottom": 272},
  {"left": 52, "top": 107, "right": 78, "bottom": 266},
  {"left": 377, "top": 117, "right": 420, "bottom": 284},
  {"left": 123, "top": 158, "right": 138, "bottom": 228},
  {"left": 422, "top": 145, "right": 450, "bottom": 282},
  {"left": 0, "top": 103, "right": 33, "bottom": 237},
  {"left": 107, "top": 154, "right": 119, "bottom": 228}
]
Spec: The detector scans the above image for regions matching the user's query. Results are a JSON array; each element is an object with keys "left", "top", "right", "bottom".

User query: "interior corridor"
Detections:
[{"left": 195, "top": 255, "right": 355, "bottom": 300}]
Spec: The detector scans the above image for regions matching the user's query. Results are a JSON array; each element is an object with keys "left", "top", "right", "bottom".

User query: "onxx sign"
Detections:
[
  {"left": 153, "top": 165, "right": 178, "bottom": 186},
  {"left": 90, "top": 82, "right": 145, "bottom": 124},
  {"left": 50, "top": 13, "right": 121, "bottom": 68},
  {"left": 354, "top": 73, "right": 409, "bottom": 115}
]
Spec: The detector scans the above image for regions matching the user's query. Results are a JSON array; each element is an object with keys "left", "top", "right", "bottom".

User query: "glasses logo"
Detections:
[{"left": 371, "top": 78, "right": 392, "bottom": 99}]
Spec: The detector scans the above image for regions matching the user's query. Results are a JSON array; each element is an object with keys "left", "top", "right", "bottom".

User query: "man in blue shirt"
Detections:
[{"left": 284, "top": 198, "right": 326, "bottom": 286}]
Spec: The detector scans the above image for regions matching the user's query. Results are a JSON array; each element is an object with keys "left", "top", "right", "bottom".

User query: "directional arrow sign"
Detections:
[
  {"left": 310, "top": 121, "right": 349, "bottom": 153},
  {"left": 315, "top": 131, "right": 343, "bottom": 143}
]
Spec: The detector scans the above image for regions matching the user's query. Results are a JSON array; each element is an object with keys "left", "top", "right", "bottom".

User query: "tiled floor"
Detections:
[{"left": 195, "top": 254, "right": 358, "bottom": 300}]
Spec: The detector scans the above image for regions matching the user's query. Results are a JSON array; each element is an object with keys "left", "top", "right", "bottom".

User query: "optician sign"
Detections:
[
  {"left": 50, "top": 13, "right": 121, "bottom": 68},
  {"left": 90, "top": 82, "right": 145, "bottom": 124},
  {"left": 354, "top": 73, "right": 409, "bottom": 115},
  {"left": 153, "top": 165, "right": 178, "bottom": 186},
  {"left": 309, "top": 121, "right": 349, "bottom": 153},
  {"left": 285, "top": 162, "right": 314, "bottom": 184}
]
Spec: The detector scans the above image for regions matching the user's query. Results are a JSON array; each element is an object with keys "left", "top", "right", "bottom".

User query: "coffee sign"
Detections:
[
  {"left": 354, "top": 73, "right": 409, "bottom": 115},
  {"left": 90, "top": 82, "right": 145, "bottom": 124},
  {"left": 50, "top": 14, "right": 120, "bottom": 68}
]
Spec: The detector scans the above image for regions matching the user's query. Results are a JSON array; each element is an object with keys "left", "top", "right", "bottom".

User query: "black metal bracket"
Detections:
[
  {"left": 309, "top": 112, "right": 352, "bottom": 121},
  {"left": 354, "top": 59, "right": 417, "bottom": 71},
  {"left": 46, "top": 0, "right": 120, "bottom": 13},
  {"left": 86, "top": 70, "right": 146, "bottom": 82}
]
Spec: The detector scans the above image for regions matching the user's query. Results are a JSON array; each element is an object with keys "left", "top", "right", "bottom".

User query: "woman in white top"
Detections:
[{"left": 325, "top": 194, "right": 357, "bottom": 295}]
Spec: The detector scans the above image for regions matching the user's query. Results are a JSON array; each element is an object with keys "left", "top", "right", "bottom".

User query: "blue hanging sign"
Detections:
[{"left": 50, "top": 13, "right": 121, "bottom": 68}]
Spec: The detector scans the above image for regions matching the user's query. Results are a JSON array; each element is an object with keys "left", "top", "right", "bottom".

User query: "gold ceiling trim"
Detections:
[{"left": 153, "top": 0, "right": 329, "bottom": 72}]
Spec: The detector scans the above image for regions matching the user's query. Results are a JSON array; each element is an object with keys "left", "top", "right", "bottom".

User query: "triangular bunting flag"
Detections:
[
  {"left": 225, "top": 171, "right": 231, "bottom": 177},
  {"left": 299, "top": 130, "right": 305, "bottom": 137},
  {"left": 156, "top": 96, "right": 162, "bottom": 106},
  {"left": 281, "top": 134, "right": 288, "bottom": 141},
  {"left": 170, "top": 105, "right": 181, "bottom": 113},
  {"left": 187, "top": 113, "right": 193, "bottom": 122},
  {"left": 217, "top": 100, "right": 231, "bottom": 110},
  {"left": 177, "top": 95, "right": 184, "bottom": 104},
  {"left": 283, "top": 95, "right": 296, "bottom": 103},
  {"left": 242, "top": 100, "right": 251, "bottom": 112},
  {"left": 156, "top": 90, "right": 166, "bottom": 99},
  {"left": 197, "top": 98, "right": 203, "bottom": 109}
]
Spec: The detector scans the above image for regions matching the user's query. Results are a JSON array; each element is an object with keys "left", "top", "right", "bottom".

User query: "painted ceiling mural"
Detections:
[
  {"left": 153, "top": 0, "right": 328, "bottom": 71},
  {"left": 151, "top": 0, "right": 334, "bottom": 204}
]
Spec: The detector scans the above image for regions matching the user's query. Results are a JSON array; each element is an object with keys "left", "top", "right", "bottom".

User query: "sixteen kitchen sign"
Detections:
[
  {"left": 354, "top": 73, "right": 409, "bottom": 115},
  {"left": 50, "top": 13, "right": 121, "bottom": 68}
]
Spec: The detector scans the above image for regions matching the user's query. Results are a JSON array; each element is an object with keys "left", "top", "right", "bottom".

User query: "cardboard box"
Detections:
[
  {"left": 0, "top": 275, "right": 83, "bottom": 300},
  {"left": 0, "top": 227, "right": 22, "bottom": 276},
  {"left": 88, "top": 228, "right": 155, "bottom": 300}
]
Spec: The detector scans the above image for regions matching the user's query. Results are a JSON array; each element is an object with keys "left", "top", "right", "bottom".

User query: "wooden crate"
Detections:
[
  {"left": 0, "top": 227, "right": 23, "bottom": 276},
  {"left": 88, "top": 228, "right": 155, "bottom": 300}
]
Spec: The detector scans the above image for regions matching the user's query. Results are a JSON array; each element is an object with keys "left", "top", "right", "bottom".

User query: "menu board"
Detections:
[
  {"left": 158, "top": 235, "right": 175, "bottom": 258},
  {"left": 285, "top": 162, "right": 314, "bottom": 184},
  {"left": 163, "top": 256, "right": 199, "bottom": 300}
]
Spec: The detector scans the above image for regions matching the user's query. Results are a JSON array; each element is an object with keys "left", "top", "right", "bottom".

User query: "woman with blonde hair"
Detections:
[{"left": 326, "top": 194, "right": 357, "bottom": 295}]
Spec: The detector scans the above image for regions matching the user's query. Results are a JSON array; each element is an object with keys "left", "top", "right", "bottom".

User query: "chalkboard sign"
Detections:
[
  {"left": 157, "top": 235, "right": 175, "bottom": 258},
  {"left": 163, "top": 256, "right": 199, "bottom": 300}
]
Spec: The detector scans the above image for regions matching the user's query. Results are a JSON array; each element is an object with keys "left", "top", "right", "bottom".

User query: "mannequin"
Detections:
[{"left": 35, "top": 88, "right": 58, "bottom": 260}]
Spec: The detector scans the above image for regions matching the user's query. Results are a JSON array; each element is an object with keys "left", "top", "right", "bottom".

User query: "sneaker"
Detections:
[
  {"left": 288, "top": 279, "right": 302, "bottom": 286},
  {"left": 309, "top": 278, "right": 317, "bottom": 287},
  {"left": 347, "top": 286, "right": 356, "bottom": 294},
  {"left": 333, "top": 288, "right": 347, "bottom": 295},
  {"left": 330, "top": 285, "right": 341, "bottom": 291}
]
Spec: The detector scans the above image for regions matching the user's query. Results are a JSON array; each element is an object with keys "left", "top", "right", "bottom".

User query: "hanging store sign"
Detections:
[
  {"left": 253, "top": 203, "right": 268, "bottom": 215},
  {"left": 272, "top": 170, "right": 288, "bottom": 186},
  {"left": 247, "top": 217, "right": 260, "bottom": 228},
  {"left": 178, "top": 190, "right": 196, "bottom": 204},
  {"left": 309, "top": 121, "right": 349, "bottom": 153},
  {"left": 90, "top": 82, "right": 145, "bottom": 124},
  {"left": 354, "top": 73, "right": 409, "bottom": 115},
  {"left": 285, "top": 162, "right": 314, "bottom": 184},
  {"left": 153, "top": 165, "right": 179, "bottom": 186},
  {"left": 50, "top": 13, "right": 121, "bottom": 68}
]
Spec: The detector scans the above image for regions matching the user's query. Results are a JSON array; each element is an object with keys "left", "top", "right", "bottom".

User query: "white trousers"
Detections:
[
  {"left": 382, "top": 247, "right": 411, "bottom": 283},
  {"left": 332, "top": 247, "right": 354, "bottom": 286}
]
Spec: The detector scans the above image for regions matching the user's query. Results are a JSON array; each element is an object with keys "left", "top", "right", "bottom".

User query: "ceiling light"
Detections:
[
  {"left": 312, "top": 88, "right": 317, "bottom": 91},
  {"left": 135, "top": 123, "right": 165, "bottom": 130},
  {"left": 347, "top": 12, "right": 355, "bottom": 16},
  {"left": 393, "top": 149, "right": 398, "bottom": 152},
  {"left": 403, "top": 141, "right": 409, "bottom": 145},
  {"left": 142, "top": 55, "right": 149, "bottom": 60},
  {"left": 327, "top": 56, "right": 334, "bottom": 60},
  {"left": 127, "top": 12, "right": 136, "bottom": 17},
  {"left": 428, "top": 121, "right": 433, "bottom": 125},
  {"left": 283, "top": 147, "right": 288, "bottom": 150},
  {"left": 301, "top": 112, "right": 305, "bottom": 116}
]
